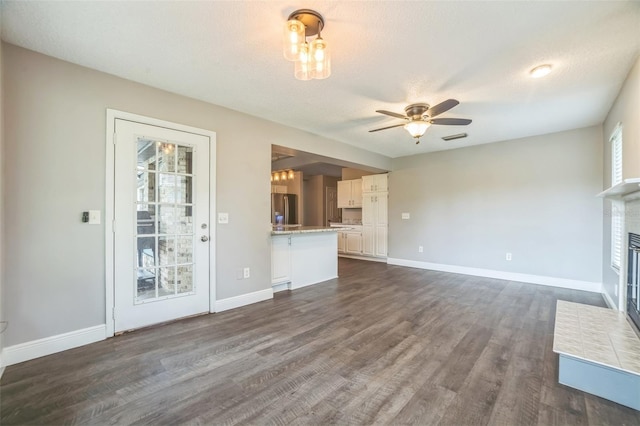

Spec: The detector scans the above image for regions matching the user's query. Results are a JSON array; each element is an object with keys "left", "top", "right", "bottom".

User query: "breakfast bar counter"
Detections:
[
  {"left": 271, "top": 225, "right": 352, "bottom": 235},
  {"left": 271, "top": 226, "right": 348, "bottom": 291}
]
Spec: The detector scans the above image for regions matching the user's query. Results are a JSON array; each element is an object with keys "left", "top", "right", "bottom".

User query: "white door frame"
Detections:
[{"left": 105, "top": 109, "right": 217, "bottom": 337}]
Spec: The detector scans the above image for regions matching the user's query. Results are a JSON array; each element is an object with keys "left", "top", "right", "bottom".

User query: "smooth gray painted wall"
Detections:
[
  {"left": 390, "top": 126, "right": 603, "bottom": 283},
  {"left": 2, "top": 43, "right": 391, "bottom": 346},
  {"left": 602, "top": 56, "right": 640, "bottom": 308}
]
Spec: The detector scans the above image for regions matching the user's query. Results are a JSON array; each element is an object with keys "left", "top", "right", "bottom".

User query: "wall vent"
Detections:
[{"left": 442, "top": 133, "right": 468, "bottom": 141}]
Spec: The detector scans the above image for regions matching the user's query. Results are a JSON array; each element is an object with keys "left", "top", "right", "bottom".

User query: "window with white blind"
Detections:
[
  {"left": 611, "top": 201, "right": 623, "bottom": 273},
  {"left": 611, "top": 124, "right": 623, "bottom": 186}
]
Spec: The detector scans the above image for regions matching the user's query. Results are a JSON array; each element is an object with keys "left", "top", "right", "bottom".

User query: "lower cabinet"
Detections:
[
  {"left": 336, "top": 226, "right": 363, "bottom": 255},
  {"left": 271, "top": 235, "right": 291, "bottom": 284},
  {"left": 271, "top": 232, "right": 339, "bottom": 289}
]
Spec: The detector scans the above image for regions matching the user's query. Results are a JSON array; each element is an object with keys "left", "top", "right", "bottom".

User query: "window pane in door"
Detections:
[
  {"left": 158, "top": 174, "right": 176, "bottom": 203},
  {"left": 137, "top": 268, "right": 157, "bottom": 300},
  {"left": 137, "top": 139, "right": 156, "bottom": 170},
  {"left": 158, "top": 267, "right": 176, "bottom": 296},
  {"left": 177, "top": 265, "right": 193, "bottom": 294},
  {"left": 158, "top": 205, "right": 176, "bottom": 234},
  {"left": 157, "top": 142, "right": 176, "bottom": 172},
  {"left": 176, "top": 236, "right": 193, "bottom": 264},
  {"left": 137, "top": 172, "right": 156, "bottom": 203},
  {"left": 158, "top": 236, "right": 175, "bottom": 266},
  {"left": 177, "top": 146, "right": 193, "bottom": 174},
  {"left": 137, "top": 236, "right": 156, "bottom": 268},
  {"left": 176, "top": 176, "right": 192, "bottom": 204}
]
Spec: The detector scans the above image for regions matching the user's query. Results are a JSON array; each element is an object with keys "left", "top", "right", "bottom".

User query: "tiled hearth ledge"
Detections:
[{"left": 553, "top": 301, "right": 640, "bottom": 410}]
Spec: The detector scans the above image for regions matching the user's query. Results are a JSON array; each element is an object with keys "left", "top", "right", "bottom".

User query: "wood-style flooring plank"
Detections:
[{"left": 2, "top": 258, "right": 639, "bottom": 425}]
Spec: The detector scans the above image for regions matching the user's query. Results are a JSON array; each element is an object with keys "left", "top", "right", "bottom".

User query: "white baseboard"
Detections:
[
  {"left": 272, "top": 282, "right": 291, "bottom": 293},
  {"left": 339, "top": 254, "right": 387, "bottom": 263},
  {"left": 387, "top": 258, "right": 602, "bottom": 293},
  {"left": 2, "top": 324, "right": 106, "bottom": 367},
  {"left": 602, "top": 290, "right": 618, "bottom": 310},
  {"left": 214, "top": 288, "right": 273, "bottom": 312}
]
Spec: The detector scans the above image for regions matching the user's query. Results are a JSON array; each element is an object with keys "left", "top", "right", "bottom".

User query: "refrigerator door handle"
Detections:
[{"left": 284, "top": 196, "right": 289, "bottom": 224}]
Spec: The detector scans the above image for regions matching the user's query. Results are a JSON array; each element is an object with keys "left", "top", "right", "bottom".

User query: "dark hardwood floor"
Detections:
[{"left": 2, "top": 258, "right": 639, "bottom": 425}]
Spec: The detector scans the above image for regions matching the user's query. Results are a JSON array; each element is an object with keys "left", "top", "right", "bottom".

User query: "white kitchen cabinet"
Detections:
[
  {"left": 336, "top": 226, "right": 362, "bottom": 255},
  {"left": 337, "top": 231, "right": 346, "bottom": 252},
  {"left": 271, "top": 231, "right": 339, "bottom": 290},
  {"left": 362, "top": 174, "right": 388, "bottom": 193},
  {"left": 345, "top": 232, "right": 363, "bottom": 254},
  {"left": 271, "top": 235, "right": 291, "bottom": 284},
  {"left": 337, "top": 179, "right": 363, "bottom": 208},
  {"left": 271, "top": 185, "right": 288, "bottom": 193},
  {"left": 362, "top": 192, "right": 388, "bottom": 258}
]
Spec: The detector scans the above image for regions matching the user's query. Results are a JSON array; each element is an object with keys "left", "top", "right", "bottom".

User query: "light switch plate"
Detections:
[
  {"left": 88, "top": 210, "right": 101, "bottom": 225},
  {"left": 218, "top": 212, "right": 229, "bottom": 224},
  {"left": 402, "top": 212, "right": 410, "bottom": 220}
]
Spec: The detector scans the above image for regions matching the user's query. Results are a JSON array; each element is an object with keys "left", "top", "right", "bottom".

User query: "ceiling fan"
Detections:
[{"left": 369, "top": 99, "right": 472, "bottom": 144}]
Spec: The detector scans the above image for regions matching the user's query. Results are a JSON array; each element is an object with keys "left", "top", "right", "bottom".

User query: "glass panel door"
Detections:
[{"left": 113, "top": 118, "right": 212, "bottom": 333}]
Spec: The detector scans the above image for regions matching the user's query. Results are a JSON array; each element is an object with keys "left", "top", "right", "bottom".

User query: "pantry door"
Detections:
[{"left": 112, "top": 116, "right": 213, "bottom": 333}]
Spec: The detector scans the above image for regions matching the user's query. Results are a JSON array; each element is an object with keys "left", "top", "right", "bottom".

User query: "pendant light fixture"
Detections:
[{"left": 283, "top": 9, "right": 331, "bottom": 80}]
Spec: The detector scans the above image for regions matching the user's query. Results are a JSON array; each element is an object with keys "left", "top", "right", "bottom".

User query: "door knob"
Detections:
[{"left": 201, "top": 235, "right": 209, "bottom": 242}]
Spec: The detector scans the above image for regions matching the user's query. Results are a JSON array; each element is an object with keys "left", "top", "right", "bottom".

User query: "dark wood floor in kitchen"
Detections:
[{"left": 2, "top": 258, "right": 640, "bottom": 425}]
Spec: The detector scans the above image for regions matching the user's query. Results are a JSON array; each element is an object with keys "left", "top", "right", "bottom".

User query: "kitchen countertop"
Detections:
[{"left": 271, "top": 225, "right": 353, "bottom": 235}]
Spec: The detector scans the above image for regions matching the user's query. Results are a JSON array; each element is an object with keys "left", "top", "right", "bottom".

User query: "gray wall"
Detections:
[
  {"left": 389, "top": 126, "right": 603, "bottom": 283},
  {"left": 602, "top": 55, "right": 640, "bottom": 308},
  {"left": 2, "top": 43, "right": 391, "bottom": 347}
]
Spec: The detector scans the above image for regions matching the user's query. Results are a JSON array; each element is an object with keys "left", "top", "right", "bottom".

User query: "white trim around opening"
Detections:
[{"left": 105, "top": 109, "right": 217, "bottom": 337}]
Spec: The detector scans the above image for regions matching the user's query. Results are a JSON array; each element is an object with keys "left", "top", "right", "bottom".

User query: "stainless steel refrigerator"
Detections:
[{"left": 271, "top": 193, "right": 298, "bottom": 225}]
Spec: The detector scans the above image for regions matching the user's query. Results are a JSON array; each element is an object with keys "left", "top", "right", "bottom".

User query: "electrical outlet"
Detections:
[
  {"left": 402, "top": 213, "right": 410, "bottom": 220},
  {"left": 418, "top": 246, "right": 423, "bottom": 253},
  {"left": 243, "top": 267, "right": 250, "bottom": 278},
  {"left": 506, "top": 252, "right": 512, "bottom": 261}
]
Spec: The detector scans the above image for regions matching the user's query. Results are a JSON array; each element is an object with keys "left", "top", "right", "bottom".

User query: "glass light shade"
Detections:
[
  {"left": 530, "top": 64, "right": 552, "bottom": 78},
  {"left": 310, "top": 37, "right": 331, "bottom": 79},
  {"left": 273, "top": 173, "right": 280, "bottom": 182},
  {"left": 404, "top": 121, "right": 431, "bottom": 138},
  {"left": 281, "top": 171, "right": 288, "bottom": 180},
  {"left": 283, "top": 19, "right": 306, "bottom": 61},
  {"left": 295, "top": 42, "right": 313, "bottom": 81},
  {"left": 288, "top": 170, "right": 294, "bottom": 179}
]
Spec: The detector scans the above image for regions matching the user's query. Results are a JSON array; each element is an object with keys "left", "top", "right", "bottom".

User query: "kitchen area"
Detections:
[{"left": 270, "top": 145, "right": 389, "bottom": 292}]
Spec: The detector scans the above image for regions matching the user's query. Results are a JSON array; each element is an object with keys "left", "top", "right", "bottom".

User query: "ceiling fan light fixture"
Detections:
[
  {"left": 404, "top": 120, "right": 431, "bottom": 138},
  {"left": 530, "top": 64, "right": 552, "bottom": 78}
]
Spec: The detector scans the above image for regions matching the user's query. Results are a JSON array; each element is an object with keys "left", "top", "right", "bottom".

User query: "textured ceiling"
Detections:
[{"left": 1, "top": 1, "right": 639, "bottom": 158}]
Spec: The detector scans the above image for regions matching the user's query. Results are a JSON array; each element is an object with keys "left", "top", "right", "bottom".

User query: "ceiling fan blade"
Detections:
[
  {"left": 369, "top": 123, "right": 405, "bottom": 132},
  {"left": 429, "top": 118, "right": 472, "bottom": 126},
  {"left": 375, "top": 110, "right": 407, "bottom": 119},
  {"left": 426, "top": 99, "right": 459, "bottom": 118}
]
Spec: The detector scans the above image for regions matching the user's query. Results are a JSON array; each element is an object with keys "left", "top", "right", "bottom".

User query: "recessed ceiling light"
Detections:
[{"left": 530, "top": 64, "right": 552, "bottom": 78}]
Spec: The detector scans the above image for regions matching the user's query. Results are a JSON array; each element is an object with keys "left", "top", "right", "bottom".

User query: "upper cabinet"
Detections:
[
  {"left": 362, "top": 174, "right": 388, "bottom": 193},
  {"left": 337, "top": 179, "right": 363, "bottom": 208},
  {"left": 271, "top": 185, "right": 288, "bottom": 194}
]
